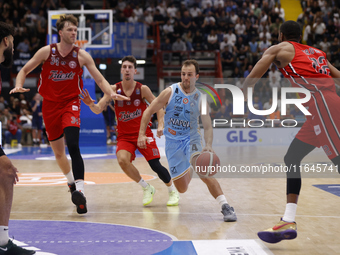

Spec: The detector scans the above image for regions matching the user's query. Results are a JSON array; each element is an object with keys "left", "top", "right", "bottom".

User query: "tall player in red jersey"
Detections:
[
  {"left": 10, "top": 15, "right": 127, "bottom": 214},
  {"left": 0, "top": 22, "right": 35, "bottom": 255},
  {"left": 81, "top": 56, "right": 179, "bottom": 206},
  {"left": 243, "top": 20, "right": 340, "bottom": 243}
]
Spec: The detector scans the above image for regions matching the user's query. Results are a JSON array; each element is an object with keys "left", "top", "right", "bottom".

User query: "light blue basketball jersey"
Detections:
[{"left": 164, "top": 83, "right": 202, "bottom": 141}]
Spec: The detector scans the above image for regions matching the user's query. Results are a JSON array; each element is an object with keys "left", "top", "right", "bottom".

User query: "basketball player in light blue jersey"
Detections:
[{"left": 138, "top": 60, "right": 237, "bottom": 222}]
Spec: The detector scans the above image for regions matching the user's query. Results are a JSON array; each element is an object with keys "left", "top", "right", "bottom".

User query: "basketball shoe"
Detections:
[
  {"left": 68, "top": 183, "right": 76, "bottom": 193},
  {"left": 0, "top": 239, "right": 35, "bottom": 255},
  {"left": 71, "top": 190, "right": 87, "bottom": 214},
  {"left": 221, "top": 203, "right": 237, "bottom": 222},
  {"left": 167, "top": 190, "right": 180, "bottom": 206},
  {"left": 142, "top": 184, "right": 155, "bottom": 206},
  {"left": 257, "top": 218, "right": 297, "bottom": 243}
]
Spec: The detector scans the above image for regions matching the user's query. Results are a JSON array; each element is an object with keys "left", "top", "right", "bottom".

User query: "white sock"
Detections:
[
  {"left": 65, "top": 171, "right": 74, "bottom": 184},
  {"left": 167, "top": 182, "right": 176, "bottom": 192},
  {"left": 0, "top": 226, "right": 9, "bottom": 246},
  {"left": 75, "top": 180, "right": 85, "bottom": 193},
  {"left": 138, "top": 178, "right": 148, "bottom": 188},
  {"left": 282, "top": 203, "right": 297, "bottom": 222},
  {"left": 216, "top": 195, "right": 228, "bottom": 207}
]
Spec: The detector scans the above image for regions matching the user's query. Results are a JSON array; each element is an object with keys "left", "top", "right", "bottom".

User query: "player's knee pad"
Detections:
[{"left": 148, "top": 158, "right": 171, "bottom": 184}]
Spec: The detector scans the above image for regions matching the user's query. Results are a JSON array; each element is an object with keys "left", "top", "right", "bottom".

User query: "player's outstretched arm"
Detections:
[
  {"left": 141, "top": 85, "right": 165, "bottom": 138},
  {"left": 79, "top": 88, "right": 112, "bottom": 114},
  {"left": 10, "top": 46, "right": 50, "bottom": 94},
  {"left": 79, "top": 50, "right": 129, "bottom": 101},
  {"left": 242, "top": 45, "right": 279, "bottom": 97},
  {"left": 200, "top": 103, "right": 214, "bottom": 153},
  {"left": 138, "top": 87, "right": 171, "bottom": 149}
]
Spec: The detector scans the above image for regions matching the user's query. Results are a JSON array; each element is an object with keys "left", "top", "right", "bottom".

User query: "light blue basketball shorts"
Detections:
[{"left": 165, "top": 136, "right": 203, "bottom": 180}]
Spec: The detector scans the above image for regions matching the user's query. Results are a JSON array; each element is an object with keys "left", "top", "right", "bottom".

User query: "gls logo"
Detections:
[{"left": 227, "top": 130, "right": 257, "bottom": 142}]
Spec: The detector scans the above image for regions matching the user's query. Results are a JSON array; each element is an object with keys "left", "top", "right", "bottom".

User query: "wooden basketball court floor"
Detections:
[{"left": 4, "top": 144, "right": 340, "bottom": 255}]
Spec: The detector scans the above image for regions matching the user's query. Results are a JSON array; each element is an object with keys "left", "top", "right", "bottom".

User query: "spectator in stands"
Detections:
[
  {"left": 0, "top": 96, "right": 7, "bottom": 112},
  {"left": 275, "top": 3, "right": 285, "bottom": 21},
  {"left": 329, "top": 37, "right": 340, "bottom": 64},
  {"left": 163, "top": 20, "right": 174, "bottom": 41},
  {"left": 134, "top": 4, "right": 143, "bottom": 20},
  {"left": 268, "top": 64, "right": 281, "bottom": 88},
  {"left": 10, "top": 98, "right": 21, "bottom": 116},
  {"left": 206, "top": 29, "right": 219, "bottom": 51},
  {"left": 249, "top": 37, "right": 259, "bottom": 65},
  {"left": 313, "top": 17, "right": 326, "bottom": 43},
  {"left": 172, "top": 37, "right": 186, "bottom": 64},
  {"left": 16, "top": 37, "right": 30, "bottom": 53},
  {"left": 234, "top": 36, "right": 249, "bottom": 71},
  {"left": 302, "top": 19, "right": 313, "bottom": 45},
  {"left": 235, "top": 18, "right": 246, "bottom": 36},
  {"left": 259, "top": 27, "right": 271, "bottom": 41},
  {"left": 192, "top": 30, "right": 205, "bottom": 51},
  {"left": 259, "top": 36, "right": 271, "bottom": 55},
  {"left": 319, "top": 36, "right": 331, "bottom": 58},
  {"left": 4, "top": 114, "right": 22, "bottom": 148},
  {"left": 161, "top": 37, "right": 173, "bottom": 65},
  {"left": 31, "top": 93, "right": 43, "bottom": 146},
  {"left": 221, "top": 46, "right": 234, "bottom": 71},
  {"left": 223, "top": 29, "right": 237, "bottom": 49},
  {"left": 180, "top": 10, "right": 193, "bottom": 33},
  {"left": 182, "top": 30, "right": 194, "bottom": 52},
  {"left": 244, "top": 65, "right": 253, "bottom": 78}
]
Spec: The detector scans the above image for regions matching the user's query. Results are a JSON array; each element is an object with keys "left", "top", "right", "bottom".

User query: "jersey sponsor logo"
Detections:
[
  {"left": 173, "top": 112, "right": 180, "bottom": 117},
  {"left": 72, "top": 105, "right": 78, "bottom": 111},
  {"left": 174, "top": 106, "right": 183, "bottom": 111},
  {"left": 48, "top": 70, "right": 76, "bottom": 81},
  {"left": 175, "top": 96, "right": 182, "bottom": 104},
  {"left": 126, "top": 101, "right": 131, "bottom": 105},
  {"left": 183, "top": 98, "right": 189, "bottom": 104},
  {"left": 72, "top": 50, "right": 77, "bottom": 58},
  {"left": 170, "top": 167, "right": 177, "bottom": 174},
  {"left": 61, "top": 61, "right": 66, "bottom": 65},
  {"left": 117, "top": 88, "right": 122, "bottom": 94},
  {"left": 170, "top": 118, "right": 190, "bottom": 128},
  {"left": 314, "top": 125, "right": 321, "bottom": 135},
  {"left": 134, "top": 99, "right": 141, "bottom": 106},
  {"left": 52, "top": 47, "right": 56, "bottom": 54},
  {"left": 175, "top": 87, "right": 179, "bottom": 94},
  {"left": 69, "top": 60, "right": 77, "bottom": 69},
  {"left": 118, "top": 109, "right": 142, "bottom": 122},
  {"left": 168, "top": 128, "right": 176, "bottom": 135},
  {"left": 136, "top": 88, "right": 140, "bottom": 95},
  {"left": 194, "top": 93, "right": 199, "bottom": 100}
]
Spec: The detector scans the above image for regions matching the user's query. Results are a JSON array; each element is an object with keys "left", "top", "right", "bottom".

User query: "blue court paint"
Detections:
[
  {"left": 9, "top": 220, "right": 174, "bottom": 255},
  {"left": 313, "top": 184, "right": 340, "bottom": 197}
]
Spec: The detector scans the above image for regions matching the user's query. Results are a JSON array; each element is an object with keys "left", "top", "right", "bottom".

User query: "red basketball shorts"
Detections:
[
  {"left": 116, "top": 134, "right": 160, "bottom": 162},
  {"left": 296, "top": 90, "right": 340, "bottom": 159},
  {"left": 42, "top": 98, "right": 81, "bottom": 141}
]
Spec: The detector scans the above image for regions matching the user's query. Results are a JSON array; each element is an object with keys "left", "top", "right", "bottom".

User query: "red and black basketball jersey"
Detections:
[
  {"left": 279, "top": 41, "right": 335, "bottom": 101},
  {"left": 38, "top": 43, "right": 83, "bottom": 102},
  {"left": 114, "top": 81, "right": 152, "bottom": 138}
]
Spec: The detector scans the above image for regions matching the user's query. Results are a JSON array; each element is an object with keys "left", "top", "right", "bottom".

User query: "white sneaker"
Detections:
[
  {"left": 167, "top": 190, "right": 180, "bottom": 206},
  {"left": 142, "top": 184, "right": 155, "bottom": 206}
]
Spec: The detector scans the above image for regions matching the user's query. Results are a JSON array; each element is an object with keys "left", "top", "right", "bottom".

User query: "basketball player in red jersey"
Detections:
[
  {"left": 80, "top": 55, "right": 180, "bottom": 206},
  {"left": 0, "top": 22, "right": 35, "bottom": 255},
  {"left": 243, "top": 20, "right": 340, "bottom": 243},
  {"left": 9, "top": 15, "right": 128, "bottom": 214}
]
